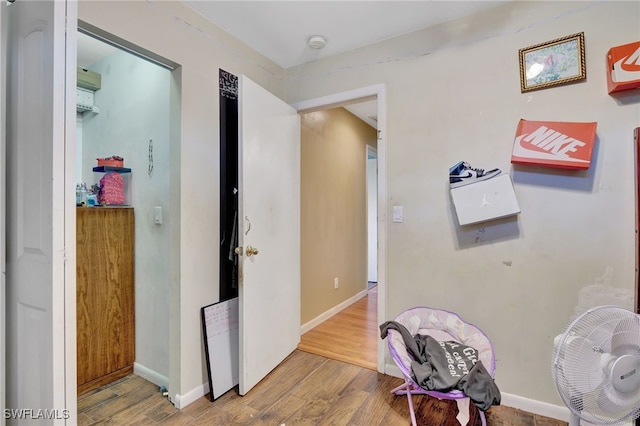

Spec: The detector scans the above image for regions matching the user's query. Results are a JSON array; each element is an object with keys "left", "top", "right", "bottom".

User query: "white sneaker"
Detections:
[{"left": 449, "top": 161, "right": 501, "bottom": 188}]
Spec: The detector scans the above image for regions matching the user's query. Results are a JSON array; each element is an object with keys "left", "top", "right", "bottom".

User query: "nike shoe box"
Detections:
[
  {"left": 450, "top": 173, "right": 520, "bottom": 226},
  {"left": 607, "top": 41, "right": 640, "bottom": 94},
  {"left": 510, "top": 119, "right": 596, "bottom": 170}
]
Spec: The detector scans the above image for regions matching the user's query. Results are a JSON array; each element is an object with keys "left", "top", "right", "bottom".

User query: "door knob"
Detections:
[
  {"left": 246, "top": 245, "right": 259, "bottom": 256},
  {"left": 234, "top": 246, "right": 243, "bottom": 256}
]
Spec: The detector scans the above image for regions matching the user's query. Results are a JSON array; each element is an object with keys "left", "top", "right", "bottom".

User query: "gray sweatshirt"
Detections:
[{"left": 380, "top": 320, "right": 501, "bottom": 411}]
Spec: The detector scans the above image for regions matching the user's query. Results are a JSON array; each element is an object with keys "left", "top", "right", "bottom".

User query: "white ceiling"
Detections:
[
  {"left": 78, "top": 1, "right": 509, "bottom": 127},
  {"left": 77, "top": 33, "right": 116, "bottom": 69},
  {"left": 181, "top": 1, "right": 509, "bottom": 69}
]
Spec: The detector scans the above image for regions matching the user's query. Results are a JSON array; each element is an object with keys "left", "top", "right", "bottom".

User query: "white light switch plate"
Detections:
[
  {"left": 154, "top": 206, "right": 163, "bottom": 225},
  {"left": 393, "top": 205, "right": 403, "bottom": 223}
]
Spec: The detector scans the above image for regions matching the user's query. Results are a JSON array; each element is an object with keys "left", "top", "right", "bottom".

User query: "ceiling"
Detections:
[
  {"left": 181, "top": 1, "right": 508, "bottom": 69},
  {"left": 78, "top": 1, "right": 509, "bottom": 127}
]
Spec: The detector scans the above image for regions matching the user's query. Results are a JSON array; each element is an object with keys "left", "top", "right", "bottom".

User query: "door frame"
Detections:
[
  {"left": 65, "top": 2, "right": 79, "bottom": 418},
  {"left": 635, "top": 127, "right": 639, "bottom": 315},
  {"left": 0, "top": 1, "right": 6, "bottom": 422},
  {"left": 74, "top": 20, "right": 181, "bottom": 400},
  {"left": 366, "top": 145, "right": 378, "bottom": 284},
  {"left": 5, "top": 0, "right": 77, "bottom": 419},
  {"left": 292, "top": 83, "right": 387, "bottom": 373}
]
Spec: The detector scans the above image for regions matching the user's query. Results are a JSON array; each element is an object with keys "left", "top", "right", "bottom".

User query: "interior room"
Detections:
[{"left": 2, "top": 1, "right": 640, "bottom": 425}]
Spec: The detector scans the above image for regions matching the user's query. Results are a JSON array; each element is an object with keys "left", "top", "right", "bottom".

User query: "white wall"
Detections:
[
  {"left": 78, "top": 0, "right": 286, "bottom": 404},
  {"left": 80, "top": 49, "right": 171, "bottom": 383},
  {"left": 286, "top": 0, "right": 640, "bottom": 409}
]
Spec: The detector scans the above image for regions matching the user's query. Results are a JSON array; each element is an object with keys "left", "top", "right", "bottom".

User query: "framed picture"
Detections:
[{"left": 519, "top": 32, "right": 586, "bottom": 93}]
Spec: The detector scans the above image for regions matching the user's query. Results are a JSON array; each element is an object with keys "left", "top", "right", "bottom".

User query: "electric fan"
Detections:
[{"left": 552, "top": 305, "right": 640, "bottom": 426}]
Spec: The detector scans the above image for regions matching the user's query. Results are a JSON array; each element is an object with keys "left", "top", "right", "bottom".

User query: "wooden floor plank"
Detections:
[
  {"left": 77, "top": 386, "right": 119, "bottom": 413},
  {"left": 280, "top": 397, "right": 333, "bottom": 426},
  {"left": 252, "top": 394, "right": 307, "bottom": 426},
  {"left": 142, "top": 396, "right": 181, "bottom": 423},
  {"left": 316, "top": 388, "right": 370, "bottom": 426},
  {"left": 79, "top": 375, "right": 158, "bottom": 422},
  {"left": 246, "top": 350, "right": 327, "bottom": 411},
  {"left": 289, "top": 357, "right": 362, "bottom": 403}
]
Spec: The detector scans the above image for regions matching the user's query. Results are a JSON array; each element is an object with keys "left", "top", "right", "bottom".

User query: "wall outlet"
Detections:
[{"left": 334, "top": 277, "right": 339, "bottom": 289}]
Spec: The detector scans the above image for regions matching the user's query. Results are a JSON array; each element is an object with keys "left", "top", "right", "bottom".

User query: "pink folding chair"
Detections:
[{"left": 385, "top": 307, "right": 496, "bottom": 426}]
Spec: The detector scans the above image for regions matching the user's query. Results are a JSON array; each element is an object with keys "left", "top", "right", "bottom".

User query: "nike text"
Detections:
[{"left": 522, "top": 126, "right": 586, "bottom": 157}]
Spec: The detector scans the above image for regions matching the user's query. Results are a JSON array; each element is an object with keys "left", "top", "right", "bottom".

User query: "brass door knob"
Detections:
[
  {"left": 246, "top": 245, "right": 259, "bottom": 256},
  {"left": 234, "top": 246, "right": 243, "bottom": 256}
]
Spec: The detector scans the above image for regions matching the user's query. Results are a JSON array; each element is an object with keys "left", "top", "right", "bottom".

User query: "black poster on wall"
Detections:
[{"left": 219, "top": 69, "right": 239, "bottom": 302}]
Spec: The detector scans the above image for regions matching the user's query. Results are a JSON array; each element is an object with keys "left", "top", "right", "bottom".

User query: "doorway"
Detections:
[
  {"left": 75, "top": 24, "right": 179, "bottom": 395},
  {"left": 636, "top": 127, "right": 640, "bottom": 315},
  {"left": 367, "top": 144, "right": 378, "bottom": 288},
  {"left": 0, "top": 0, "right": 6, "bottom": 414},
  {"left": 293, "top": 84, "right": 387, "bottom": 372}
]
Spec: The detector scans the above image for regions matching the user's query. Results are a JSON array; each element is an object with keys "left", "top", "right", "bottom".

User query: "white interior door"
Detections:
[
  {"left": 6, "top": 0, "right": 76, "bottom": 419},
  {"left": 237, "top": 75, "right": 300, "bottom": 395}
]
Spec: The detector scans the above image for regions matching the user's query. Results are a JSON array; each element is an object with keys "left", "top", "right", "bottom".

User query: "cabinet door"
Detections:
[{"left": 77, "top": 208, "right": 134, "bottom": 392}]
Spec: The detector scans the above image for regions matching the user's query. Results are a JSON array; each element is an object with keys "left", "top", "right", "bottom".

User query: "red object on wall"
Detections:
[
  {"left": 511, "top": 119, "right": 597, "bottom": 170},
  {"left": 607, "top": 41, "right": 640, "bottom": 94}
]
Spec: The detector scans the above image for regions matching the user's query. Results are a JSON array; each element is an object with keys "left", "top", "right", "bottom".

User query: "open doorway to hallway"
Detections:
[{"left": 296, "top": 99, "right": 380, "bottom": 370}]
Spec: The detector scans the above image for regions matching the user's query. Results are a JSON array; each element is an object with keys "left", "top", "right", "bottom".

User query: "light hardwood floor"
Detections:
[
  {"left": 298, "top": 285, "right": 378, "bottom": 370},
  {"left": 78, "top": 351, "right": 566, "bottom": 426},
  {"left": 78, "top": 285, "right": 568, "bottom": 425}
]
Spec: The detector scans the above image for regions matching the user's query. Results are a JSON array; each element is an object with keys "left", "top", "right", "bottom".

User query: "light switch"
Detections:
[
  {"left": 154, "top": 206, "right": 163, "bottom": 225},
  {"left": 393, "top": 205, "right": 403, "bottom": 223}
]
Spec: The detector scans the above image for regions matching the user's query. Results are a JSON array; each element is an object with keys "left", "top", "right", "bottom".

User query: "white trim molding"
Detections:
[
  {"left": 300, "top": 289, "right": 368, "bottom": 334},
  {"left": 133, "top": 363, "right": 169, "bottom": 390},
  {"left": 293, "top": 83, "right": 387, "bottom": 374},
  {"left": 171, "top": 383, "right": 208, "bottom": 410}
]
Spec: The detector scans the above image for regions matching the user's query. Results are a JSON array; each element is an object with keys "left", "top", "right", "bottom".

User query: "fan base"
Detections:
[{"left": 569, "top": 413, "right": 580, "bottom": 426}]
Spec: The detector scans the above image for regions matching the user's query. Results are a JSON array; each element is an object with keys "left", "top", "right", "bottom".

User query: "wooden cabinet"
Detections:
[{"left": 76, "top": 207, "right": 135, "bottom": 395}]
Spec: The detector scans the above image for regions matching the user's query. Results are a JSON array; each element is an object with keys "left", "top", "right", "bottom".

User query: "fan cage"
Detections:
[{"left": 552, "top": 305, "right": 640, "bottom": 425}]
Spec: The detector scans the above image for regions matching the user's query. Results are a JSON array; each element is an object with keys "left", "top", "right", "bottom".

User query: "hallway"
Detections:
[{"left": 297, "top": 286, "right": 378, "bottom": 370}]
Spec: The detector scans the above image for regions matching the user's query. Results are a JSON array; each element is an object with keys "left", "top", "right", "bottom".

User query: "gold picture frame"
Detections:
[{"left": 519, "top": 32, "right": 586, "bottom": 93}]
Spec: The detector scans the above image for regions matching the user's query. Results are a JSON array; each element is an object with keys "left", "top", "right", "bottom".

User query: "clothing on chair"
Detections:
[{"left": 380, "top": 320, "right": 501, "bottom": 411}]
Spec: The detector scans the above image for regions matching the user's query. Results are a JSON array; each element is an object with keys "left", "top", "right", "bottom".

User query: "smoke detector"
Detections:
[{"left": 308, "top": 35, "right": 326, "bottom": 49}]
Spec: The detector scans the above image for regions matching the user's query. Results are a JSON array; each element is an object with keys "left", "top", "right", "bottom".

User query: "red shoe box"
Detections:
[
  {"left": 607, "top": 41, "right": 640, "bottom": 94},
  {"left": 511, "top": 119, "right": 597, "bottom": 170}
]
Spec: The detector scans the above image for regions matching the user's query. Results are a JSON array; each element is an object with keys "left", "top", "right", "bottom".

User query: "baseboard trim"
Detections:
[
  {"left": 300, "top": 289, "right": 369, "bottom": 334},
  {"left": 500, "top": 393, "right": 570, "bottom": 422},
  {"left": 383, "top": 363, "right": 610, "bottom": 424},
  {"left": 499, "top": 394, "right": 632, "bottom": 426},
  {"left": 172, "top": 382, "right": 209, "bottom": 410},
  {"left": 133, "top": 362, "right": 169, "bottom": 389}
]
